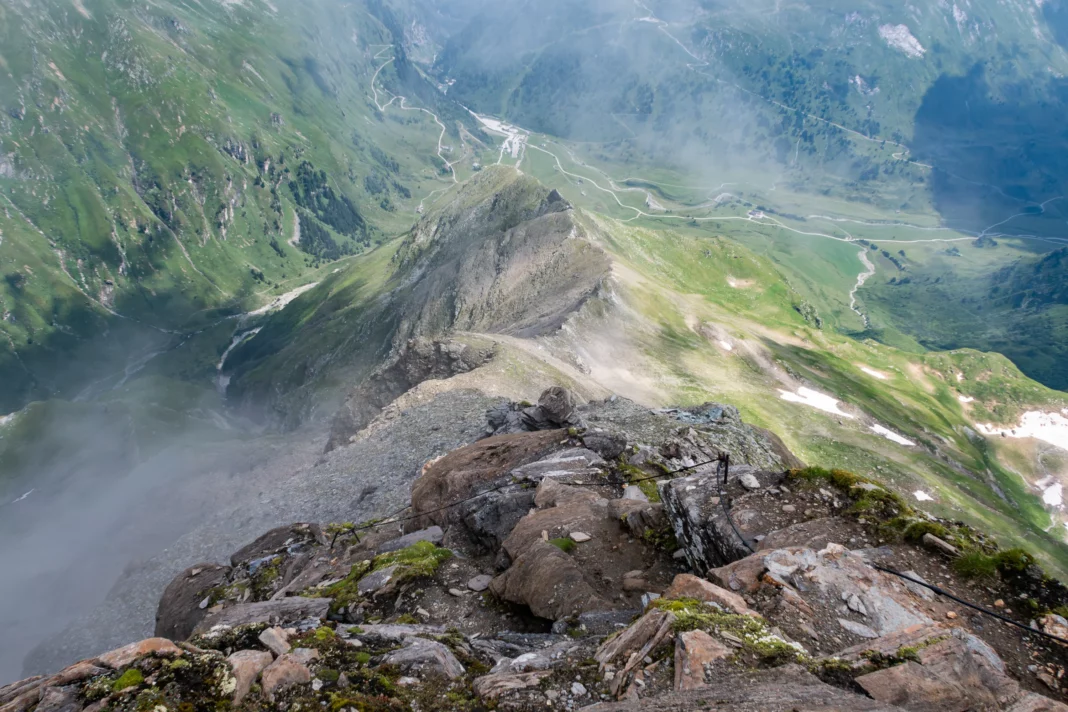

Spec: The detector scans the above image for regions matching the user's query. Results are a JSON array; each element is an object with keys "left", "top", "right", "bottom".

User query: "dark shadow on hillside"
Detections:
[{"left": 911, "top": 64, "right": 1068, "bottom": 235}]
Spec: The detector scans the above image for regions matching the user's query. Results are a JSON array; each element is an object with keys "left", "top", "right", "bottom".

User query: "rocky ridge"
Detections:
[{"left": 4, "top": 389, "right": 1068, "bottom": 712}]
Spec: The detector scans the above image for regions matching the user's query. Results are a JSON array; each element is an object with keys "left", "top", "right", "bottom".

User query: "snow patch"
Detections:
[
  {"left": 0, "top": 413, "right": 13, "bottom": 428},
  {"left": 871, "top": 424, "right": 915, "bottom": 447},
  {"left": 719, "top": 340, "right": 733, "bottom": 352},
  {"left": 976, "top": 410, "right": 1068, "bottom": 452},
  {"left": 779, "top": 388, "right": 854, "bottom": 418},
  {"left": 879, "top": 24, "right": 926, "bottom": 58},
  {"left": 11, "top": 489, "right": 34, "bottom": 504},
  {"left": 913, "top": 490, "right": 934, "bottom": 502},
  {"left": 1044, "top": 483, "right": 1063, "bottom": 508},
  {"left": 860, "top": 366, "right": 887, "bottom": 380},
  {"left": 958, "top": 395, "right": 974, "bottom": 404}
]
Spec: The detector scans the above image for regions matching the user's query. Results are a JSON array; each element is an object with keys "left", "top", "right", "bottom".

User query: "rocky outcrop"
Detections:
[
  {"left": 7, "top": 388, "right": 1068, "bottom": 712},
  {"left": 326, "top": 338, "right": 496, "bottom": 451},
  {"left": 154, "top": 564, "right": 231, "bottom": 641}
]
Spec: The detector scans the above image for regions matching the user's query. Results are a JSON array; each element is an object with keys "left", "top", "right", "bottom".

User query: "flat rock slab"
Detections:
[
  {"left": 357, "top": 565, "right": 398, "bottom": 595},
  {"left": 382, "top": 637, "right": 465, "bottom": 679},
  {"left": 474, "top": 671, "right": 552, "bottom": 700},
  {"left": 467, "top": 575, "right": 493, "bottom": 592},
  {"left": 193, "top": 597, "right": 330, "bottom": 636},
  {"left": 580, "top": 665, "right": 898, "bottom": 711},
  {"left": 375, "top": 526, "right": 444, "bottom": 555},
  {"left": 341, "top": 623, "right": 445, "bottom": 642}
]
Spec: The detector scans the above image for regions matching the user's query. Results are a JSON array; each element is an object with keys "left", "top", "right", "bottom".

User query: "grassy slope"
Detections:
[
  {"left": 548, "top": 210, "right": 1068, "bottom": 575},
  {"left": 0, "top": 0, "right": 478, "bottom": 412}
]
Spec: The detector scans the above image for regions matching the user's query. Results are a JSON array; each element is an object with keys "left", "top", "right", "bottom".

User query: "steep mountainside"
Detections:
[{"left": 0, "top": 0, "right": 480, "bottom": 413}]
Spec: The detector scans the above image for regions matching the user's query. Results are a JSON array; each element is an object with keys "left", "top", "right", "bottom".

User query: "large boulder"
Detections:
[
  {"left": 405, "top": 430, "right": 566, "bottom": 534},
  {"left": 660, "top": 464, "right": 774, "bottom": 573},
  {"left": 155, "top": 563, "right": 232, "bottom": 640},
  {"left": 490, "top": 539, "right": 611, "bottom": 621}
]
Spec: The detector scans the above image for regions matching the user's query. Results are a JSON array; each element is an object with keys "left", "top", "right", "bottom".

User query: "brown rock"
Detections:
[
  {"left": 98, "top": 638, "right": 183, "bottom": 669},
  {"left": 490, "top": 540, "right": 611, "bottom": 620},
  {"left": 473, "top": 671, "right": 552, "bottom": 699},
  {"left": 856, "top": 661, "right": 971, "bottom": 711},
  {"left": 406, "top": 430, "right": 566, "bottom": 533},
  {"left": 227, "top": 650, "right": 274, "bottom": 703},
  {"left": 155, "top": 562, "right": 232, "bottom": 641},
  {"left": 261, "top": 650, "right": 318, "bottom": 700},
  {"left": 50, "top": 661, "right": 108, "bottom": 687},
  {"left": 1039, "top": 614, "right": 1068, "bottom": 646},
  {"left": 35, "top": 686, "right": 82, "bottom": 712},
  {"left": 708, "top": 553, "right": 767, "bottom": 594},
  {"left": 0, "top": 677, "right": 44, "bottom": 708},
  {"left": 258, "top": 627, "right": 291, "bottom": 657},
  {"left": 662, "top": 574, "right": 757, "bottom": 617},
  {"left": 673, "top": 630, "right": 731, "bottom": 691}
]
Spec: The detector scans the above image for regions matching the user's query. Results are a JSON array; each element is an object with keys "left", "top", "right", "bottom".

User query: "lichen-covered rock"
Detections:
[{"left": 374, "top": 526, "right": 444, "bottom": 555}]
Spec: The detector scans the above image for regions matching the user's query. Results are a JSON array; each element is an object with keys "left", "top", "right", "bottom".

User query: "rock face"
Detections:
[
  {"left": 155, "top": 563, "right": 232, "bottom": 641},
  {"left": 673, "top": 630, "right": 731, "bottom": 691},
  {"left": 660, "top": 464, "right": 774, "bottom": 573}
]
